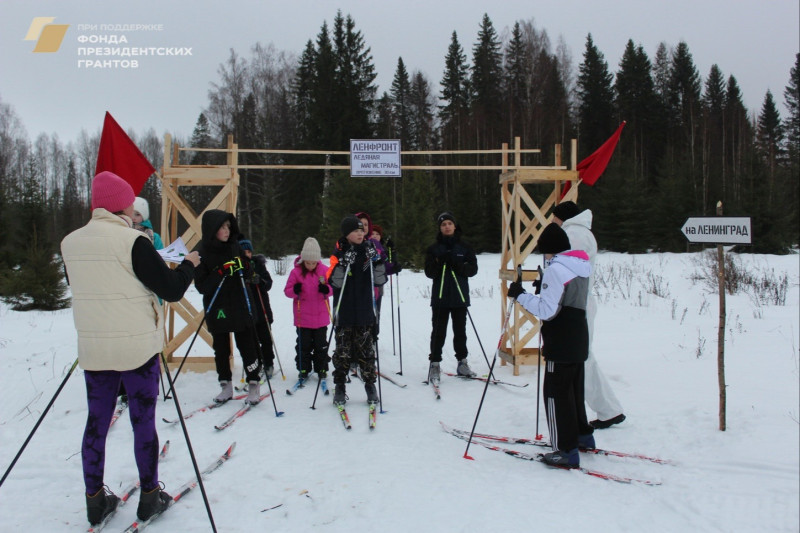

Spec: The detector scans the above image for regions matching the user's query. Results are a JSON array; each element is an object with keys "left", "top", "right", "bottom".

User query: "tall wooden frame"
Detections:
[
  {"left": 499, "top": 138, "right": 580, "bottom": 375},
  {"left": 160, "top": 133, "right": 239, "bottom": 371}
]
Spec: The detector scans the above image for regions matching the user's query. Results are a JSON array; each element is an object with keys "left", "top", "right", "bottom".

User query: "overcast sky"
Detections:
[{"left": 1, "top": 0, "right": 797, "bottom": 144}]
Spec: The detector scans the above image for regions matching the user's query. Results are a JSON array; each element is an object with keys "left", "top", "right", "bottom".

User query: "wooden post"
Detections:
[{"left": 716, "top": 201, "right": 727, "bottom": 431}]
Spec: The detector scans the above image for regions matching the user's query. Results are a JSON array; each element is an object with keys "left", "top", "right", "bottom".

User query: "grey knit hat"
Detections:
[{"left": 300, "top": 237, "right": 321, "bottom": 262}]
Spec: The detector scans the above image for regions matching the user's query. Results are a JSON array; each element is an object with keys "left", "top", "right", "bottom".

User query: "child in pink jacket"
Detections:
[{"left": 284, "top": 237, "right": 331, "bottom": 381}]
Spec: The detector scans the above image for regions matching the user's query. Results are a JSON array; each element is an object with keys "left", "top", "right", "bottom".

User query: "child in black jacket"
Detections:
[
  {"left": 194, "top": 210, "right": 262, "bottom": 405},
  {"left": 328, "top": 216, "right": 386, "bottom": 405}
]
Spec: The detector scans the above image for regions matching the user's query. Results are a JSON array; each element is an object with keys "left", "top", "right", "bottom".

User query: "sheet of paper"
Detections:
[{"left": 157, "top": 237, "right": 189, "bottom": 263}]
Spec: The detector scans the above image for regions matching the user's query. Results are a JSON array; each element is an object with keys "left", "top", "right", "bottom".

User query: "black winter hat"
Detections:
[
  {"left": 535, "top": 223, "right": 571, "bottom": 254},
  {"left": 340, "top": 215, "right": 364, "bottom": 237},
  {"left": 552, "top": 201, "right": 580, "bottom": 222},
  {"left": 437, "top": 212, "right": 456, "bottom": 225}
]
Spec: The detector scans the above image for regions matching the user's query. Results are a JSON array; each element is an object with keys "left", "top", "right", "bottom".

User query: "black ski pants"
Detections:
[{"left": 543, "top": 360, "right": 594, "bottom": 452}]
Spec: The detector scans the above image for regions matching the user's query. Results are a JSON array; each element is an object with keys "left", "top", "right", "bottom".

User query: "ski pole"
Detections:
[
  {"left": 160, "top": 353, "right": 218, "bottom": 532},
  {"left": 312, "top": 262, "right": 350, "bottom": 410},
  {"left": 449, "top": 268, "right": 496, "bottom": 382},
  {"left": 0, "top": 357, "right": 79, "bottom": 490},
  {"left": 388, "top": 247, "right": 396, "bottom": 358},
  {"left": 167, "top": 274, "right": 227, "bottom": 395},
  {"left": 463, "top": 266, "right": 520, "bottom": 460},
  {"left": 535, "top": 264, "right": 544, "bottom": 440},
  {"left": 238, "top": 269, "right": 283, "bottom": 417},
  {"left": 396, "top": 270, "right": 403, "bottom": 375},
  {"left": 255, "top": 288, "right": 284, "bottom": 380},
  {"left": 369, "top": 257, "right": 384, "bottom": 413}
]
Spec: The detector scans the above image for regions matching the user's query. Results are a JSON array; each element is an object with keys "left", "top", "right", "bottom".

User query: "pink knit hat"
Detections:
[{"left": 91, "top": 171, "right": 135, "bottom": 212}]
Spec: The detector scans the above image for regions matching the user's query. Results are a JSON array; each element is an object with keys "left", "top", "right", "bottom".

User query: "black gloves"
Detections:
[
  {"left": 293, "top": 282, "right": 302, "bottom": 295},
  {"left": 393, "top": 262, "right": 403, "bottom": 274},
  {"left": 532, "top": 279, "right": 542, "bottom": 295},
  {"left": 507, "top": 281, "right": 525, "bottom": 299},
  {"left": 318, "top": 283, "right": 330, "bottom": 294},
  {"left": 340, "top": 248, "right": 357, "bottom": 268}
]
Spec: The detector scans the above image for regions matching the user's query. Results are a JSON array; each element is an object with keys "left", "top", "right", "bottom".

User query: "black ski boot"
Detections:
[
  {"left": 365, "top": 382, "right": 379, "bottom": 404},
  {"left": 137, "top": 484, "right": 172, "bottom": 521},
  {"left": 86, "top": 487, "right": 120, "bottom": 526},
  {"left": 333, "top": 384, "right": 347, "bottom": 405}
]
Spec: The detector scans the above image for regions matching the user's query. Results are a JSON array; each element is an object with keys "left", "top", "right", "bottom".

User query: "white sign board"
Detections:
[
  {"left": 350, "top": 139, "right": 401, "bottom": 177},
  {"left": 681, "top": 216, "right": 752, "bottom": 244}
]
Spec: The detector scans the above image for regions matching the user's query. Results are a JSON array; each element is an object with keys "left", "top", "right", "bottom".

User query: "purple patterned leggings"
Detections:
[{"left": 82, "top": 355, "right": 160, "bottom": 494}]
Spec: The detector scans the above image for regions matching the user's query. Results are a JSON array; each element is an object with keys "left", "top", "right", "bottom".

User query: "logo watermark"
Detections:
[
  {"left": 25, "top": 18, "right": 193, "bottom": 69},
  {"left": 25, "top": 17, "right": 70, "bottom": 53}
]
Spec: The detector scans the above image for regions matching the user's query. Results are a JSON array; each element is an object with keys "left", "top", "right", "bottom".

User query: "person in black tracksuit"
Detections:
[
  {"left": 194, "top": 210, "right": 262, "bottom": 404},
  {"left": 239, "top": 238, "right": 276, "bottom": 378},
  {"left": 424, "top": 212, "right": 478, "bottom": 382}
]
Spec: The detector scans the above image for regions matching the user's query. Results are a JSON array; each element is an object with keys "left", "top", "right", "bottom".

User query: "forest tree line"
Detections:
[{"left": 1, "top": 11, "right": 798, "bottom": 308}]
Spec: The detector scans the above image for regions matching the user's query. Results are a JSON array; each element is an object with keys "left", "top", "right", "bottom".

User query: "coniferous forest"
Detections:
[{"left": 1, "top": 11, "right": 798, "bottom": 308}]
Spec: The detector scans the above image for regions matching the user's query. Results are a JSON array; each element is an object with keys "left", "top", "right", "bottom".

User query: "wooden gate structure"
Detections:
[
  {"left": 158, "top": 134, "right": 579, "bottom": 374},
  {"left": 499, "top": 139, "right": 580, "bottom": 375}
]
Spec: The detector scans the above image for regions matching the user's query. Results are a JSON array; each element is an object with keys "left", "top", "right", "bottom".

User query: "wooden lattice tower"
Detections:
[
  {"left": 499, "top": 138, "right": 580, "bottom": 375},
  {"left": 159, "top": 133, "right": 239, "bottom": 371}
]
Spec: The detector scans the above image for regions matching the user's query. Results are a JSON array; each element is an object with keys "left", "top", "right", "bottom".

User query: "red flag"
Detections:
[
  {"left": 94, "top": 112, "right": 155, "bottom": 195},
  {"left": 560, "top": 121, "right": 625, "bottom": 199},
  {"left": 577, "top": 121, "right": 626, "bottom": 185}
]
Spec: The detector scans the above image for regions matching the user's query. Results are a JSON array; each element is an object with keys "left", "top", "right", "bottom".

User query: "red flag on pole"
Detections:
[
  {"left": 94, "top": 112, "right": 155, "bottom": 195},
  {"left": 561, "top": 121, "right": 626, "bottom": 198}
]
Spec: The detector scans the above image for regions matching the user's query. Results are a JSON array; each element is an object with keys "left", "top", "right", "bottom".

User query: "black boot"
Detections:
[
  {"left": 86, "top": 487, "right": 120, "bottom": 526},
  {"left": 137, "top": 485, "right": 172, "bottom": 521}
]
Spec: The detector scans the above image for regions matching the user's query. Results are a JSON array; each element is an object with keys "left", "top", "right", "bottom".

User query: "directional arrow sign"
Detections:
[{"left": 681, "top": 216, "right": 752, "bottom": 244}]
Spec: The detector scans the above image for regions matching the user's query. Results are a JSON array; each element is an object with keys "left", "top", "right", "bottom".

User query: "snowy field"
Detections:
[{"left": 0, "top": 251, "right": 798, "bottom": 532}]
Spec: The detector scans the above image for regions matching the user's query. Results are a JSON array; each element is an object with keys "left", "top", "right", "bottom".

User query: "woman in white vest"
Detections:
[{"left": 61, "top": 171, "right": 200, "bottom": 527}]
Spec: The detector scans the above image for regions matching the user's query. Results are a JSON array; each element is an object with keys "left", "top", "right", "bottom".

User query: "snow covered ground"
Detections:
[{"left": 0, "top": 251, "right": 798, "bottom": 532}]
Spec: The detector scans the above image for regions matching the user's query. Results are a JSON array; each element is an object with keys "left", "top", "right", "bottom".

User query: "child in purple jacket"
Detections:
[{"left": 284, "top": 237, "right": 331, "bottom": 381}]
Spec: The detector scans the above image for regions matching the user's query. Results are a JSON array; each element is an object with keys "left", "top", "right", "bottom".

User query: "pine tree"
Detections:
[
  {"left": 784, "top": 54, "right": 800, "bottom": 168},
  {"left": 0, "top": 157, "right": 69, "bottom": 310},
  {"left": 439, "top": 31, "right": 471, "bottom": 147},
  {"left": 755, "top": 90, "right": 784, "bottom": 205},
  {"left": 408, "top": 71, "right": 437, "bottom": 150},
  {"left": 470, "top": 13, "right": 504, "bottom": 147},
  {"left": 701, "top": 64, "right": 726, "bottom": 209},
  {"left": 503, "top": 22, "right": 531, "bottom": 142},
  {"left": 667, "top": 41, "right": 702, "bottom": 209},
  {"left": 723, "top": 76, "right": 752, "bottom": 207},
  {"left": 390, "top": 57, "right": 412, "bottom": 146},
  {"left": 577, "top": 34, "right": 615, "bottom": 155},
  {"left": 615, "top": 40, "right": 660, "bottom": 184},
  {"left": 783, "top": 53, "right": 799, "bottom": 243}
]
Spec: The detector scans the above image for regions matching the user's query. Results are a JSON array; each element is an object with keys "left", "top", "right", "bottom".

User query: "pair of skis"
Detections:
[
  {"left": 286, "top": 374, "right": 329, "bottom": 396},
  {"left": 162, "top": 392, "right": 276, "bottom": 431},
  {"left": 86, "top": 441, "right": 171, "bottom": 533},
  {"left": 87, "top": 442, "right": 235, "bottom": 532},
  {"left": 120, "top": 442, "right": 236, "bottom": 532},
  {"left": 441, "top": 422, "right": 666, "bottom": 485},
  {"left": 442, "top": 371, "right": 528, "bottom": 388},
  {"left": 335, "top": 402, "right": 377, "bottom": 430}
]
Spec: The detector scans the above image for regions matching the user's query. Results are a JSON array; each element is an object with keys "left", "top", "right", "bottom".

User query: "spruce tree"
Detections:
[
  {"left": 439, "top": 31, "right": 471, "bottom": 147},
  {"left": 470, "top": 13, "right": 504, "bottom": 146},
  {"left": 390, "top": 57, "right": 412, "bottom": 146},
  {"left": 503, "top": 22, "right": 531, "bottom": 142},
  {"left": 783, "top": 53, "right": 799, "bottom": 243},
  {"left": 577, "top": 34, "right": 615, "bottom": 155},
  {"left": 408, "top": 71, "right": 437, "bottom": 150}
]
